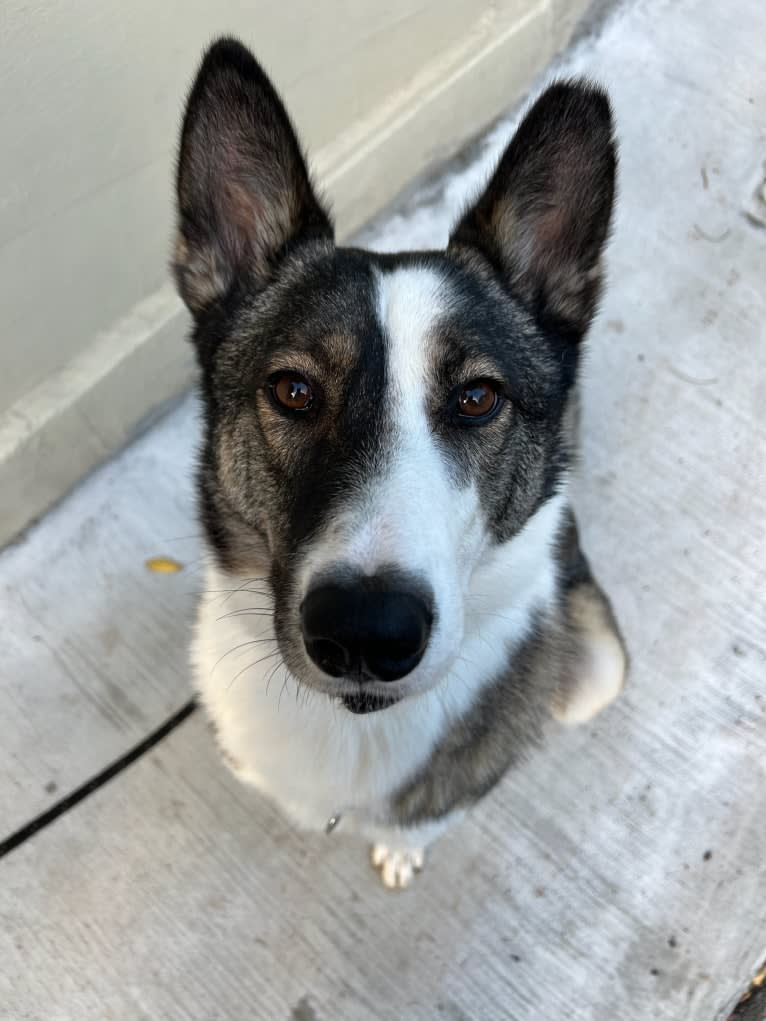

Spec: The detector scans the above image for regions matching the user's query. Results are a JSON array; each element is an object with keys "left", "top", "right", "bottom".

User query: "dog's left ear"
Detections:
[{"left": 449, "top": 80, "right": 616, "bottom": 338}]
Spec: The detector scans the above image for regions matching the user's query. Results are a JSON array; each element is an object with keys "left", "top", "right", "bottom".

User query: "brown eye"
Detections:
[
  {"left": 456, "top": 379, "right": 501, "bottom": 422},
  {"left": 269, "top": 372, "right": 315, "bottom": 413}
]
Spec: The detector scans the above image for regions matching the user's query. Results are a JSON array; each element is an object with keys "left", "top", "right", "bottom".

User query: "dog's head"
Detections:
[{"left": 174, "top": 39, "right": 616, "bottom": 713}]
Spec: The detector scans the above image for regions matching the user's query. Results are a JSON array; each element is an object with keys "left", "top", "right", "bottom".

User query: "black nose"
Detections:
[{"left": 301, "top": 573, "right": 433, "bottom": 682}]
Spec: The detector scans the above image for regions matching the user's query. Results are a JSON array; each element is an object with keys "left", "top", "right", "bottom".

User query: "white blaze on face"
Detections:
[{"left": 297, "top": 265, "right": 486, "bottom": 686}]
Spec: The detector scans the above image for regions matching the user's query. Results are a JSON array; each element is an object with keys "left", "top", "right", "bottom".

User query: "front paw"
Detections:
[{"left": 370, "top": 843, "right": 425, "bottom": 889}]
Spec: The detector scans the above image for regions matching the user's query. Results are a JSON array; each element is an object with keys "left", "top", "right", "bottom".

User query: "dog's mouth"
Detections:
[{"left": 341, "top": 692, "right": 401, "bottom": 714}]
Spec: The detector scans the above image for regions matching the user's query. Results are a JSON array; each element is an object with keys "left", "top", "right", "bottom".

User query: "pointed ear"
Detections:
[
  {"left": 449, "top": 80, "right": 617, "bottom": 338},
  {"left": 173, "top": 38, "right": 333, "bottom": 316}
]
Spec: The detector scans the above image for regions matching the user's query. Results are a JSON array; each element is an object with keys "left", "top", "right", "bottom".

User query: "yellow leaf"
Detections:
[{"left": 145, "top": 556, "right": 183, "bottom": 574}]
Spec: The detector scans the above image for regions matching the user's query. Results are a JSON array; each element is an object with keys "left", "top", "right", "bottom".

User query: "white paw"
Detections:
[{"left": 370, "top": 843, "right": 424, "bottom": 889}]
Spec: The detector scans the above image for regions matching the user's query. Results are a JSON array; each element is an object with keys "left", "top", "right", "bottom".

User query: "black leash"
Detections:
[{"left": 0, "top": 698, "right": 197, "bottom": 860}]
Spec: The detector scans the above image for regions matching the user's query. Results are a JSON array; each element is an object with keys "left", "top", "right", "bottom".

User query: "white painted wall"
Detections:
[{"left": 0, "top": 0, "right": 589, "bottom": 544}]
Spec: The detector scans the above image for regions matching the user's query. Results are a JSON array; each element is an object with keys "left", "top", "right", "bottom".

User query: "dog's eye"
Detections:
[
  {"left": 455, "top": 379, "right": 502, "bottom": 423},
  {"left": 269, "top": 372, "right": 315, "bottom": 413}
]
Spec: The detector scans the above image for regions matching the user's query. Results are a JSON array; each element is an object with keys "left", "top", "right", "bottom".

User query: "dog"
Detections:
[{"left": 173, "top": 37, "right": 627, "bottom": 888}]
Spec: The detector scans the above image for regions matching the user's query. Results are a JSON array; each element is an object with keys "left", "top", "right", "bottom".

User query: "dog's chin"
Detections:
[{"left": 340, "top": 692, "right": 401, "bottom": 715}]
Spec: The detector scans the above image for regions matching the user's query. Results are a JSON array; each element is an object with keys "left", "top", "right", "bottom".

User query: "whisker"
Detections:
[
  {"left": 467, "top": 608, "right": 520, "bottom": 627},
  {"left": 226, "top": 649, "right": 283, "bottom": 691},
  {"left": 196, "top": 590, "right": 270, "bottom": 604},
  {"left": 216, "top": 608, "right": 275, "bottom": 622},
  {"left": 202, "top": 586, "right": 270, "bottom": 598},
  {"left": 265, "top": 657, "right": 285, "bottom": 696},
  {"left": 278, "top": 670, "right": 290, "bottom": 711},
  {"left": 221, "top": 577, "right": 271, "bottom": 605},
  {"left": 211, "top": 637, "right": 278, "bottom": 675}
]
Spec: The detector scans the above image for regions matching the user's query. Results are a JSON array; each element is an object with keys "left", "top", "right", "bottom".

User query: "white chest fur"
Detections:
[{"left": 192, "top": 494, "right": 565, "bottom": 831}]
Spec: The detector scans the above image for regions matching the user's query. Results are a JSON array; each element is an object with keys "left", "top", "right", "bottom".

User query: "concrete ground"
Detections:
[{"left": 1, "top": 1, "right": 765, "bottom": 1018}]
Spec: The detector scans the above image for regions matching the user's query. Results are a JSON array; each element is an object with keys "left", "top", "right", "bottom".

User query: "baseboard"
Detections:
[
  {"left": 0, "top": 0, "right": 588, "bottom": 547},
  {"left": 0, "top": 286, "right": 193, "bottom": 545}
]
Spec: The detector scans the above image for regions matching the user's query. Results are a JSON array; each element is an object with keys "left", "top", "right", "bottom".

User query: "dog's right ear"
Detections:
[{"left": 174, "top": 38, "right": 333, "bottom": 317}]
